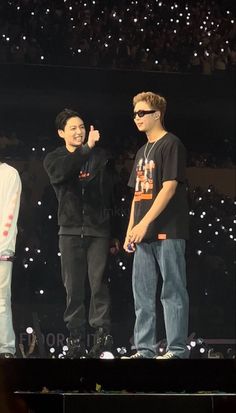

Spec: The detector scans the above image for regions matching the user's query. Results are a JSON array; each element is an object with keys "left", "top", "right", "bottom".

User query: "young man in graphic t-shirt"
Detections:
[{"left": 123, "top": 91, "right": 189, "bottom": 359}]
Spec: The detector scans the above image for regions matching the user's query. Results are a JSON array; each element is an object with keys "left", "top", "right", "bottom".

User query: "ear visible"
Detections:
[{"left": 58, "top": 129, "right": 65, "bottom": 139}]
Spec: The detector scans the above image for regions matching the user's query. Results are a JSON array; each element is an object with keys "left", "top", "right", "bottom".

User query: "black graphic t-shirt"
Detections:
[{"left": 128, "top": 132, "right": 189, "bottom": 240}]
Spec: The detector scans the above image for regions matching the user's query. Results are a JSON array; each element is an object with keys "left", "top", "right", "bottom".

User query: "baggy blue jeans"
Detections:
[{"left": 132, "top": 239, "right": 189, "bottom": 358}]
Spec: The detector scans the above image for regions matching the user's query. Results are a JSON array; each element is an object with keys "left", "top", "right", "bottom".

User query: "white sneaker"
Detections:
[
  {"left": 155, "top": 351, "right": 179, "bottom": 359},
  {"left": 121, "top": 352, "right": 145, "bottom": 359}
]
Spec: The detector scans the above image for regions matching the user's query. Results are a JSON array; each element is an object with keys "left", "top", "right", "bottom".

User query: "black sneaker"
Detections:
[
  {"left": 65, "top": 337, "right": 87, "bottom": 359},
  {"left": 0, "top": 352, "right": 15, "bottom": 358},
  {"left": 88, "top": 328, "right": 114, "bottom": 358}
]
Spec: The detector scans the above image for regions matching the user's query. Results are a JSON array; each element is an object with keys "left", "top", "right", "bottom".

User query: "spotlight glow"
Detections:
[
  {"left": 26, "top": 327, "right": 33, "bottom": 334},
  {"left": 100, "top": 351, "right": 114, "bottom": 359}
]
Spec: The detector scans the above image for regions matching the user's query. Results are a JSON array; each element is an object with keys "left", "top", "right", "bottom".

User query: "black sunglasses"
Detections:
[{"left": 133, "top": 110, "right": 156, "bottom": 118}]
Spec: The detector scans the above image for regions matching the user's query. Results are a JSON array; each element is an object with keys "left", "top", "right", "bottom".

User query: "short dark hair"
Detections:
[{"left": 55, "top": 108, "right": 82, "bottom": 131}]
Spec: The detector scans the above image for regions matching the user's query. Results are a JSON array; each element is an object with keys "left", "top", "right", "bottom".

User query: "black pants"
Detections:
[{"left": 59, "top": 235, "right": 110, "bottom": 337}]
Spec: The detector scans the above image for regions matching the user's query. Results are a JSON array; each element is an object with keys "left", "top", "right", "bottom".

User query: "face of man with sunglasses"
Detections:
[{"left": 133, "top": 101, "right": 162, "bottom": 141}]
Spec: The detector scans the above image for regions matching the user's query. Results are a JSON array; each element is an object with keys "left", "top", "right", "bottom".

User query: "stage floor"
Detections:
[
  {"left": 13, "top": 391, "right": 236, "bottom": 413},
  {"left": 0, "top": 358, "right": 235, "bottom": 393},
  {"left": 0, "top": 359, "right": 236, "bottom": 412}
]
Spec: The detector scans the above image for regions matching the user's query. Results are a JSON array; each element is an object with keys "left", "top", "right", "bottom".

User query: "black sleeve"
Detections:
[
  {"left": 162, "top": 139, "right": 186, "bottom": 183},
  {"left": 128, "top": 165, "right": 136, "bottom": 188},
  {"left": 43, "top": 144, "right": 92, "bottom": 184},
  {"left": 128, "top": 146, "right": 145, "bottom": 189}
]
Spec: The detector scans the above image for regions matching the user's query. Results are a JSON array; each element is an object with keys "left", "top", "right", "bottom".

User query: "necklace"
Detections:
[{"left": 143, "top": 140, "right": 159, "bottom": 163}]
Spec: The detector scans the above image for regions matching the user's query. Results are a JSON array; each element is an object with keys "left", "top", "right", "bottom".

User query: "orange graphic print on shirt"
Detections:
[
  {"left": 79, "top": 171, "right": 90, "bottom": 180},
  {"left": 134, "top": 158, "right": 155, "bottom": 202}
]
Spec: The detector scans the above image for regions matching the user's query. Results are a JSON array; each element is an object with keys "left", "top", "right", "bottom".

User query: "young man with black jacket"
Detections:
[{"left": 44, "top": 108, "right": 116, "bottom": 358}]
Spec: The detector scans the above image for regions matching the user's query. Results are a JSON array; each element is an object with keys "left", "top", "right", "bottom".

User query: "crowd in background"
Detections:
[{"left": 0, "top": 0, "right": 235, "bottom": 74}]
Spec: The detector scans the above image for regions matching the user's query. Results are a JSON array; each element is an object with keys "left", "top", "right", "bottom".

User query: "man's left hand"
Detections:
[{"left": 110, "top": 238, "right": 120, "bottom": 255}]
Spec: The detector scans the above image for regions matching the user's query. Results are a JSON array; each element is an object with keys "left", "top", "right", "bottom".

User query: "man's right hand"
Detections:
[{"left": 87, "top": 125, "right": 100, "bottom": 148}]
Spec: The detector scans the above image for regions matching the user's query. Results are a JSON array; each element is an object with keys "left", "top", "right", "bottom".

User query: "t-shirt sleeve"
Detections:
[
  {"left": 162, "top": 139, "right": 186, "bottom": 183},
  {"left": 128, "top": 159, "right": 137, "bottom": 188}
]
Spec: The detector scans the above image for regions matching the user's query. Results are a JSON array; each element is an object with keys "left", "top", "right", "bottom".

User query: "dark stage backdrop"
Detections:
[{"left": 0, "top": 64, "right": 235, "bottom": 156}]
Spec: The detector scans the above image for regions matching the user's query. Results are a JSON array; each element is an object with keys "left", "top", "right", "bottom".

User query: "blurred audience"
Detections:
[{"left": 0, "top": 0, "right": 235, "bottom": 74}]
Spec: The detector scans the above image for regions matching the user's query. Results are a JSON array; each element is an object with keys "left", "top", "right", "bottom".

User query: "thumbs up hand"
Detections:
[{"left": 87, "top": 125, "right": 100, "bottom": 148}]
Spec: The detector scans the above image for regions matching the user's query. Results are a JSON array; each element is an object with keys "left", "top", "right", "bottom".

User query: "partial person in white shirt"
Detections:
[{"left": 0, "top": 162, "right": 21, "bottom": 358}]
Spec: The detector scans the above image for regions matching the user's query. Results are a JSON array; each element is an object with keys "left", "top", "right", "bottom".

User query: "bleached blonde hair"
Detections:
[{"left": 133, "top": 91, "right": 167, "bottom": 124}]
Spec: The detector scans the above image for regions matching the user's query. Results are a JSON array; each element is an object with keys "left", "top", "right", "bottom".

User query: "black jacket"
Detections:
[{"left": 44, "top": 144, "right": 116, "bottom": 237}]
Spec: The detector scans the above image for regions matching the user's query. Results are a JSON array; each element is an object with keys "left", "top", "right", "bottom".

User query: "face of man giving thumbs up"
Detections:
[{"left": 58, "top": 112, "right": 100, "bottom": 152}]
